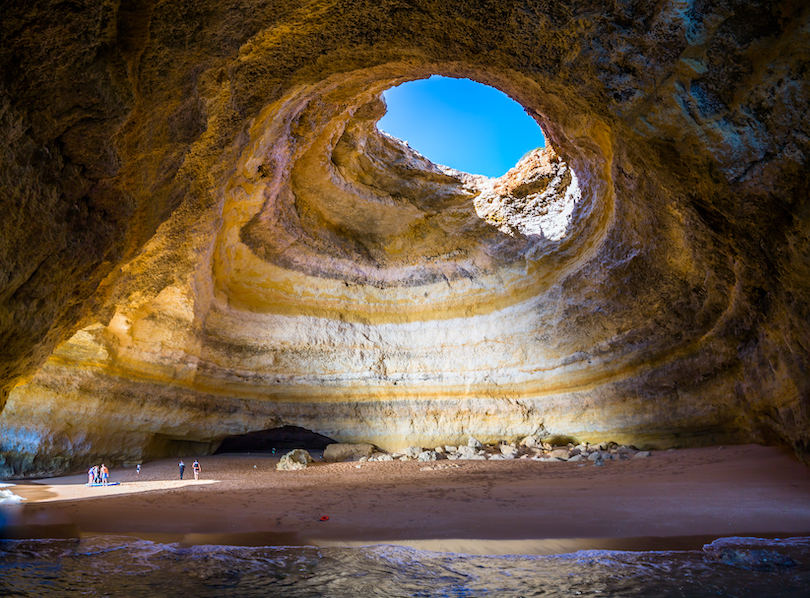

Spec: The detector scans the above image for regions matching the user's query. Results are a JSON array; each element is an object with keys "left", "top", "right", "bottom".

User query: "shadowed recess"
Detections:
[{"left": 215, "top": 426, "right": 337, "bottom": 453}]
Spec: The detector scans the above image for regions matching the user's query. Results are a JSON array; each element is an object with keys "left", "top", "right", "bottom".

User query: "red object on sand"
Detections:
[{"left": 319, "top": 515, "right": 329, "bottom": 521}]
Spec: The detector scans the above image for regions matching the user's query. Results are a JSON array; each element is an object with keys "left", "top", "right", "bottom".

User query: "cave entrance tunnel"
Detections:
[{"left": 214, "top": 426, "right": 337, "bottom": 455}]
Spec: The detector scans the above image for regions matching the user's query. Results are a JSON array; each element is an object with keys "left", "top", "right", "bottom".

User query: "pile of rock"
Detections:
[
  {"left": 373, "top": 437, "right": 652, "bottom": 464},
  {"left": 273, "top": 438, "right": 653, "bottom": 471},
  {"left": 314, "top": 438, "right": 653, "bottom": 465},
  {"left": 523, "top": 439, "right": 652, "bottom": 464}
]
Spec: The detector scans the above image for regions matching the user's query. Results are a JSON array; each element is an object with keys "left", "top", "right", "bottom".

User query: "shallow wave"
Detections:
[
  {"left": 0, "top": 488, "right": 25, "bottom": 504},
  {"left": 704, "top": 536, "right": 810, "bottom": 549},
  {"left": 0, "top": 536, "right": 808, "bottom": 597}
]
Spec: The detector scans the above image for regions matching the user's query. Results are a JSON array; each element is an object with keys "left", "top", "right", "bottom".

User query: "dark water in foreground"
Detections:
[{"left": 1, "top": 535, "right": 808, "bottom": 597}]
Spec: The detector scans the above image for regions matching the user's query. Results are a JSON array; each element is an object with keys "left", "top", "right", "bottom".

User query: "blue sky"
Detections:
[{"left": 377, "top": 76, "right": 545, "bottom": 178}]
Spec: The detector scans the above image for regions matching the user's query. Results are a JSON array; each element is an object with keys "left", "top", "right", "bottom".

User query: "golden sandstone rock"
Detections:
[{"left": 0, "top": 1, "right": 808, "bottom": 476}]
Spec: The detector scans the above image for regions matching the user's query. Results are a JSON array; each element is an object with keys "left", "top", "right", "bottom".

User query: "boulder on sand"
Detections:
[{"left": 277, "top": 449, "right": 314, "bottom": 470}]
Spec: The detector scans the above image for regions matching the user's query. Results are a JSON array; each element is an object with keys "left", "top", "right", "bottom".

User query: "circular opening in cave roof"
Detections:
[{"left": 377, "top": 76, "right": 546, "bottom": 178}]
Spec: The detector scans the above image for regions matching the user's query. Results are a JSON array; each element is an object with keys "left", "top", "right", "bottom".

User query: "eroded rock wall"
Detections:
[{"left": 1, "top": 0, "right": 808, "bottom": 476}]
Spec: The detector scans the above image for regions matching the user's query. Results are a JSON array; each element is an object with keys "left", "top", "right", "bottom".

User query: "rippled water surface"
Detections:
[{"left": 2, "top": 536, "right": 808, "bottom": 597}]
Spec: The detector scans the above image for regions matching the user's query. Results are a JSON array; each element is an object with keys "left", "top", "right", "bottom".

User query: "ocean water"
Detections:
[{"left": 1, "top": 535, "right": 808, "bottom": 597}]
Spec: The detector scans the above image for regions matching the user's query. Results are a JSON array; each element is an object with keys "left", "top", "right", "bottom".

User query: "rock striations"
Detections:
[{"left": 0, "top": 1, "right": 808, "bottom": 476}]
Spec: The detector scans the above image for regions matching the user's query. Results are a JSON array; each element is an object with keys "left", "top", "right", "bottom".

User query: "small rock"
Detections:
[
  {"left": 456, "top": 445, "right": 479, "bottom": 459},
  {"left": 468, "top": 436, "right": 483, "bottom": 449},
  {"left": 500, "top": 444, "right": 519, "bottom": 457},
  {"left": 417, "top": 450, "right": 439, "bottom": 462},
  {"left": 520, "top": 435, "right": 540, "bottom": 448},
  {"left": 444, "top": 445, "right": 457, "bottom": 453},
  {"left": 277, "top": 449, "right": 314, "bottom": 471},
  {"left": 404, "top": 446, "right": 423, "bottom": 459},
  {"left": 568, "top": 454, "right": 585, "bottom": 462},
  {"left": 489, "top": 453, "right": 514, "bottom": 460},
  {"left": 593, "top": 454, "right": 605, "bottom": 467},
  {"left": 549, "top": 448, "right": 569, "bottom": 460},
  {"left": 634, "top": 451, "right": 651, "bottom": 459},
  {"left": 434, "top": 446, "right": 445, "bottom": 454}
]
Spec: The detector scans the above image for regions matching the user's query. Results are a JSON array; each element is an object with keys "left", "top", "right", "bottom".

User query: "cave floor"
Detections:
[{"left": 4, "top": 444, "right": 810, "bottom": 555}]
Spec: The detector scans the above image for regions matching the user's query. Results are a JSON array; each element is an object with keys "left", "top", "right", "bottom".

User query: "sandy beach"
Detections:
[{"left": 3, "top": 444, "right": 810, "bottom": 555}]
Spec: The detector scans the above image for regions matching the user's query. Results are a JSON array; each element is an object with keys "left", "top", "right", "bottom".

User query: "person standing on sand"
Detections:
[
  {"left": 136, "top": 464, "right": 141, "bottom": 475},
  {"left": 179, "top": 460, "right": 185, "bottom": 480},
  {"left": 100, "top": 464, "right": 109, "bottom": 486},
  {"left": 87, "top": 466, "right": 94, "bottom": 486},
  {"left": 192, "top": 459, "right": 201, "bottom": 480}
]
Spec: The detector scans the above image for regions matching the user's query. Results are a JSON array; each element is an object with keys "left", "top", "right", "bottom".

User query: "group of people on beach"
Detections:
[
  {"left": 86, "top": 459, "right": 202, "bottom": 486},
  {"left": 178, "top": 459, "right": 202, "bottom": 480},
  {"left": 87, "top": 464, "right": 110, "bottom": 486}
]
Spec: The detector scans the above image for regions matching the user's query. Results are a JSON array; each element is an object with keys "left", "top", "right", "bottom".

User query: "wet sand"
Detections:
[{"left": 3, "top": 444, "right": 810, "bottom": 555}]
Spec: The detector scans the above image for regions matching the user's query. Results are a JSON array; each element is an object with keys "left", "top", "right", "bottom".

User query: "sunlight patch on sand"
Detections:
[{"left": 22, "top": 478, "right": 219, "bottom": 503}]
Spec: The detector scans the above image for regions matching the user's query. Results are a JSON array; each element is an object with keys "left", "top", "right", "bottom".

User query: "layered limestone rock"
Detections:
[{"left": 1, "top": 1, "right": 808, "bottom": 476}]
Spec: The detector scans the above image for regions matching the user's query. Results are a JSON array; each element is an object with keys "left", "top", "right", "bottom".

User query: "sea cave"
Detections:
[{"left": 1, "top": 1, "right": 809, "bottom": 595}]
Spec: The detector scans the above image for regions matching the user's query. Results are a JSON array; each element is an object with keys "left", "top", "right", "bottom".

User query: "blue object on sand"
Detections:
[{"left": 85, "top": 482, "right": 121, "bottom": 487}]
